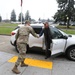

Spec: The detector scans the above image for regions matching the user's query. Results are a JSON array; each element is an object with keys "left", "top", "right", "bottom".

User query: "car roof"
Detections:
[
  {"left": 18, "top": 23, "right": 55, "bottom": 28},
  {"left": 30, "top": 23, "right": 43, "bottom": 26},
  {"left": 18, "top": 23, "right": 43, "bottom": 26}
]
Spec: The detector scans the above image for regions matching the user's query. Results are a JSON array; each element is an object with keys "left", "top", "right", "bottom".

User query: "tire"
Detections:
[
  {"left": 26, "top": 45, "right": 29, "bottom": 53},
  {"left": 15, "top": 45, "right": 19, "bottom": 53},
  {"left": 15, "top": 44, "right": 29, "bottom": 53},
  {"left": 66, "top": 47, "right": 75, "bottom": 61}
]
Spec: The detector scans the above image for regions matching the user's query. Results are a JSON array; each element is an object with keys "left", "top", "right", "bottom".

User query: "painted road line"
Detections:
[{"left": 8, "top": 56, "right": 53, "bottom": 69}]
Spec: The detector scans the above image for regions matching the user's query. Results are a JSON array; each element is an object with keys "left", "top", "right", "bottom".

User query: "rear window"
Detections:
[
  {"left": 32, "top": 26, "right": 42, "bottom": 34},
  {"left": 14, "top": 26, "right": 20, "bottom": 30},
  {"left": 14, "top": 26, "right": 42, "bottom": 34}
]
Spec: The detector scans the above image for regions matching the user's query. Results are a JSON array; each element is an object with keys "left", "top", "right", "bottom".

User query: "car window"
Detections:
[
  {"left": 14, "top": 26, "right": 20, "bottom": 30},
  {"left": 50, "top": 26, "right": 63, "bottom": 39},
  {"left": 14, "top": 26, "right": 42, "bottom": 34},
  {"left": 32, "top": 26, "right": 42, "bottom": 34}
]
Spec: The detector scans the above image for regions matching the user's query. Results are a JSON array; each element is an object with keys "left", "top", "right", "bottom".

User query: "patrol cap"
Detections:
[{"left": 25, "top": 20, "right": 30, "bottom": 24}]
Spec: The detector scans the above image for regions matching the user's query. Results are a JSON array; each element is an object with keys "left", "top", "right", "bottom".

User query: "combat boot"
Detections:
[
  {"left": 12, "top": 65, "right": 20, "bottom": 74},
  {"left": 21, "top": 61, "right": 28, "bottom": 67}
]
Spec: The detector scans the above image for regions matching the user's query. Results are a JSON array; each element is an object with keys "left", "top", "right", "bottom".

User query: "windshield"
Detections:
[
  {"left": 58, "top": 29, "right": 68, "bottom": 36},
  {"left": 50, "top": 26, "right": 68, "bottom": 39}
]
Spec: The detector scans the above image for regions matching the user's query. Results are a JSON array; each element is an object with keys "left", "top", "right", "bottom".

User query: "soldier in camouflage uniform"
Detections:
[{"left": 12, "top": 20, "right": 39, "bottom": 74}]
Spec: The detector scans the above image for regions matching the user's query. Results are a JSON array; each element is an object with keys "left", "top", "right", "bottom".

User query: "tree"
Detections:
[
  {"left": 71, "top": 9, "right": 75, "bottom": 21},
  {"left": 0, "top": 15, "right": 2, "bottom": 22},
  {"left": 38, "top": 18, "right": 41, "bottom": 21},
  {"left": 54, "top": 10, "right": 66, "bottom": 24},
  {"left": 18, "top": 12, "right": 24, "bottom": 22},
  {"left": 47, "top": 18, "right": 51, "bottom": 22},
  {"left": 25, "top": 10, "right": 31, "bottom": 21},
  {"left": 10, "top": 9, "right": 16, "bottom": 22},
  {"left": 54, "top": 0, "right": 75, "bottom": 28}
]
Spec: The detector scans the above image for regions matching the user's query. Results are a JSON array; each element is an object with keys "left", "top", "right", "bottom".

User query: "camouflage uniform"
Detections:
[{"left": 15, "top": 25, "right": 39, "bottom": 66}]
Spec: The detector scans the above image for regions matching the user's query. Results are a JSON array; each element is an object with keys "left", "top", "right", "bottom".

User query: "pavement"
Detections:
[
  {"left": 0, "top": 51, "right": 75, "bottom": 75},
  {"left": 0, "top": 51, "right": 53, "bottom": 75},
  {"left": 0, "top": 35, "right": 75, "bottom": 75}
]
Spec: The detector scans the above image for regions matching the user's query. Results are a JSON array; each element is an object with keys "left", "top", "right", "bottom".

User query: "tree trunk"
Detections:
[{"left": 67, "top": 19, "right": 70, "bottom": 28}]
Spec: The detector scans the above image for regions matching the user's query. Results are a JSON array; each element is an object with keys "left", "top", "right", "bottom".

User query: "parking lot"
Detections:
[{"left": 0, "top": 35, "right": 75, "bottom": 75}]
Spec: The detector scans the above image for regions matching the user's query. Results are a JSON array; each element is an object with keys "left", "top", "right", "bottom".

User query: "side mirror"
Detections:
[
  {"left": 63, "top": 35, "right": 68, "bottom": 39},
  {"left": 68, "top": 35, "right": 72, "bottom": 37}
]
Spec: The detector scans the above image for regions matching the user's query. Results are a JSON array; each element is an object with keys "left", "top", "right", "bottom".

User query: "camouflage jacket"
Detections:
[{"left": 15, "top": 25, "right": 38, "bottom": 44}]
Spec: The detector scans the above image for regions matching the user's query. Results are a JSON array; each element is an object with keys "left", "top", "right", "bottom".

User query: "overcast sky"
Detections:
[{"left": 0, "top": 0, "right": 58, "bottom": 20}]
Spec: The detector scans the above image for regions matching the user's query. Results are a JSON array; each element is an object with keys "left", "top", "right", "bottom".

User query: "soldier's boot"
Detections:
[
  {"left": 21, "top": 61, "right": 28, "bottom": 67},
  {"left": 12, "top": 65, "right": 20, "bottom": 74}
]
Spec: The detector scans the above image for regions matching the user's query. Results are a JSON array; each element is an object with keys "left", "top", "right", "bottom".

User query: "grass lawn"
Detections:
[
  {"left": 0, "top": 23, "right": 18, "bottom": 35},
  {"left": 0, "top": 27, "right": 15, "bottom": 35},
  {"left": 57, "top": 25, "right": 75, "bottom": 34},
  {"left": 61, "top": 29, "right": 75, "bottom": 34},
  {"left": 0, "top": 23, "right": 18, "bottom": 27},
  {"left": 57, "top": 25, "right": 75, "bottom": 29}
]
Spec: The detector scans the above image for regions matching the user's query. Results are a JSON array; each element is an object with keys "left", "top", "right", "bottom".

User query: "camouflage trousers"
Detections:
[{"left": 15, "top": 43, "right": 27, "bottom": 66}]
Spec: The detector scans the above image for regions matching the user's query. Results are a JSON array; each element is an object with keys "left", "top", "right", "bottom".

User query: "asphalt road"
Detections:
[{"left": 0, "top": 35, "right": 75, "bottom": 75}]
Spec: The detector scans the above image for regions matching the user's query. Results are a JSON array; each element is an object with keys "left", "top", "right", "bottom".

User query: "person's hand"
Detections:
[{"left": 37, "top": 35, "right": 40, "bottom": 38}]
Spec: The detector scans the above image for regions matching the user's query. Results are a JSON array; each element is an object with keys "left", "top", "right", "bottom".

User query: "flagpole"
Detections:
[
  {"left": 21, "top": 0, "right": 23, "bottom": 24},
  {"left": 21, "top": 6, "right": 22, "bottom": 24}
]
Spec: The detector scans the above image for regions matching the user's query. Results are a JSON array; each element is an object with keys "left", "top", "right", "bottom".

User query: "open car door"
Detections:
[
  {"left": 51, "top": 39, "right": 67, "bottom": 56},
  {"left": 49, "top": 26, "right": 67, "bottom": 56},
  {"left": 29, "top": 26, "right": 43, "bottom": 48}
]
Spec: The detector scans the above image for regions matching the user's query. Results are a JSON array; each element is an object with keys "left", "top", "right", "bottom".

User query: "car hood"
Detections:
[
  {"left": 66, "top": 34, "right": 75, "bottom": 46},
  {"left": 71, "top": 35, "right": 75, "bottom": 38},
  {"left": 68, "top": 34, "right": 75, "bottom": 41}
]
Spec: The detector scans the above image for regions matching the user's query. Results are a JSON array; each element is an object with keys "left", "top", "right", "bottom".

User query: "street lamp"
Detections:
[
  {"left": 66, "top": 16, "right": 69, "bottom": 30},
  {"left": 67, "top": 16, "right": 69, "bottom": 25},
  {"left": 67, "top": 16, "right": 69, "bottom": 20}
]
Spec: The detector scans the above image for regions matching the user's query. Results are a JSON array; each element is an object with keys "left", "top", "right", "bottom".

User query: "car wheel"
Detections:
[
  {"left": 26, "top": 45, "right": 29, "bottom": 53},
  {"left": 15, "top": 45, "right": 19, "bottom": 53},
  {"left": 67, "top": 47, "right": 75, "bottom": 61},
  {"left": 15, "top": 44, "right": 29, "bottom": 53}
]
